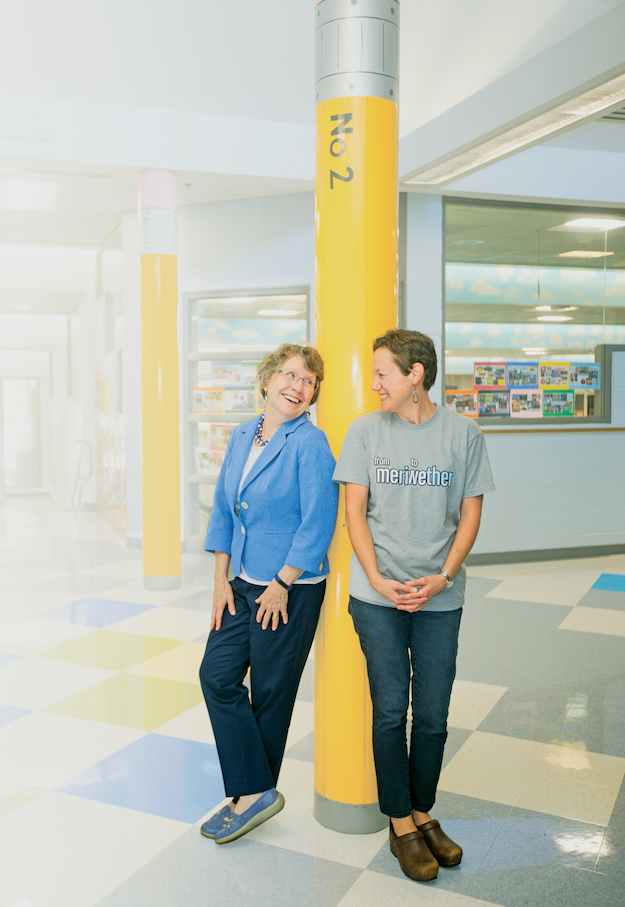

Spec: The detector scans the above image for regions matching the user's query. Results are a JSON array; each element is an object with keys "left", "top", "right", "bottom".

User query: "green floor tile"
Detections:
[
  {"left": 37, "top": 629, "right": 182, "bottom": 671},
  {"left": 43, "top": 672, "right": 203, "bottom": 731},
  {"left": 0, "top": 780, "right": 44, "bottom": 819}
]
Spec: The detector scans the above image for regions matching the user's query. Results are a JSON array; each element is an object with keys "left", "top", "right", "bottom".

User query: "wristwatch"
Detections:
[
  {"left": 274, "top": 575, "right": 293, "bottom": 592},
  {"left": 438, "top": 569, "right": 454, "bottom": 588}
]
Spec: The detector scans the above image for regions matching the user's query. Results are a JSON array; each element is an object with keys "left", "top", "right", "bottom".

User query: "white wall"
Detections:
[
  {"left": 404, "top": 194, "right": 444, "bottom": 405},
  {"left": 122, "top": 191, "right": 315, "bottom": 546}
]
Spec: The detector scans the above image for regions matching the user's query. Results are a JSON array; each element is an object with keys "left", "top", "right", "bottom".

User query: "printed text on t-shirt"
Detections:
[{"left": 373, "top": 457, "right": 453, "bottom": 487}]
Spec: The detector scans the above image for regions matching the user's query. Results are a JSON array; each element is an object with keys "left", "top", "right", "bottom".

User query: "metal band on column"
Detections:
[
  {"left": 314, "top": 0, "right": 399, "bottom": 833},
  {"left": 139, "top": 170, "right": 181, "bottom": 591}
]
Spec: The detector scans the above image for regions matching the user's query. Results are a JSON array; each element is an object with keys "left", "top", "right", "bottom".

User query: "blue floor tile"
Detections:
[
  {"left": 494, "top": 808, "right": 605, "bottom": 871},
  {"left": 0, "top": 703, "right": 31, "bottom": 727},
  {"left": 36, "top": 598, "right": 154, "bottom": 627},
  {"left": 592, "top": 574, "right": 625, "bottom": 593},
  {"left": 57, "top": 733, "right": 225, "bottom": 824},
  {"left": 0, "top": 653, "right": 22, "bottom": 668}
]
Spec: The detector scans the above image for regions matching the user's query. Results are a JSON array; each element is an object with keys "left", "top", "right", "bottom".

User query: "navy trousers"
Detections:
[
  {"left": 349, "top": 596, "right": 462, "bottom": 818},
  {"left": 199, "top": 576, "right": 325, "bottom": 797}
]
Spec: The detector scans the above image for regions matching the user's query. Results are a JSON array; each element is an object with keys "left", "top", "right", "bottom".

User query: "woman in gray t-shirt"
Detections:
[{"left": 333, "top": 329, "right": 494, "bottom": 884}]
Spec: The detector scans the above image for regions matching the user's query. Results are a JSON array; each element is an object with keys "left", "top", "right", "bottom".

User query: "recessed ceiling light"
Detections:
[
  {"left": 535, "top": 305, "right": 552, "bottom": 311},
  {"left": 0, "top": 178, "right": 59, "bottom": 211},
  {"left": 522, "top": 347, "right": 546, "bottom": 352},
  {"left": 560, "top": 306, "right": 578, "bottom": 311},
  {"left": 453, "top": 239, "right": 485, "bottom": 246},
  {"left": 537, "top": 315, "right": 573, "bottom": 322},
  {"left": 555, "top": 251, "right": 615, "bottom": 259},
  {"left": 564, "top": 218, "right": 625, "bottom": 231},
  {"left": 258, "top": 310, "right": 300, "bottom": 316}
]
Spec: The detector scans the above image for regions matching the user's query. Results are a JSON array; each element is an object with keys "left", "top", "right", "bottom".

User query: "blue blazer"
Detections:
[{"left": 204, "top": 413, "right": 338, "bottom": 580}]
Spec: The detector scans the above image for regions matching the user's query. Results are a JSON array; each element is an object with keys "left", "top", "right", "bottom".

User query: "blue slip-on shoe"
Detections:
[
  {"left": 214, "top": 789, "right": 285, "bottom": 844},
  {"left": 200, "top": 803, "right": 233, "bottom": 839}
]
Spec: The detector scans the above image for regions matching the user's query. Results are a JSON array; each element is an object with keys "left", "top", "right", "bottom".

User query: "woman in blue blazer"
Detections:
[{"left": 199, "top": 343, "right": 338, "bottom": 845}]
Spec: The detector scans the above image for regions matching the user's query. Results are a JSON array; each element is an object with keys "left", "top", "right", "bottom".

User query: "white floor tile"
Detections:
[
  {"left": 0, "top": 565, "right": 69, "bottom": 591},
  {"left": 484, "top": 570, "right": 601, "bottom": 606},
  {"left": 109, "top": 605, "right": 211, "bottom": 641},
  {"left": 154, "top": 703, "right": 215, "bottom": 745},
  {"left": 447, "top": 680, "right": 508, "bottom": 731},
  {"left": 286, "top": 700, "right": 314, "bottom": 748},
  {"left": 439, "top": 731, "right": 625, "bottom": 826},
  {"left": 0, "top": 589, "right": 82, "bottom": 618},
  {"left": 0, "top": 791, "right": 187, "bottom": 907},
  {"left": 79, "top": 559, "right": 145, "bottom": 581},
  {"left": 101, "top": 582, "right": 209, "bottom": 607},
  {"left": 338, "top": 870, "right": 501, "bottom": 906},
  {"left": 250, "top": 758, "right": 387, "bottom": 868},
  {"left": 0, "top": 618, "right": 96, "bottom": 656},
  {"left": 559, "top": 606, "right": 625, "bottom": 638},
  {"left": 0, "top": 656, "right": 115, "bottom": 709},
  {"left": 0, "top": 712, "right": 145, "bottom": 789}
]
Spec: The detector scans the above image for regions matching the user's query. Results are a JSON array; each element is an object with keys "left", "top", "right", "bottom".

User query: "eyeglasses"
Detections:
[{"left": 275, "top": 369, "right": 317, "bottom": 390}]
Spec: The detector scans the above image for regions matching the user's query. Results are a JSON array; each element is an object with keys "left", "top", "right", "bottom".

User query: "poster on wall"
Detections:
[
  {"left": 507, "top": 362, "right": 539, "bottom": 389},
  {"left": 478, "top": 391, "right": 510, "bottom": 417},
  {"left": 211, "top": 361, "right": 242, "bottom": 387},
  {"left": 254, "top": 387, "right": 265, "bottom": 413},
  {"left": 445, "top": 391, "right": 478, "bottom": 417},
  {"left": 539, "top": 363, "right": 569, "bottom": 389},
  {"left": 510, "top": 389, "right": 542, "bottom": 418},
  {"left": 194, "top": 447, "right": 225, "bottom": 475},
  {"left": 569, "top": 363, "right": 601, "bottom": 389},
  {"left": 473, "top": 363, "right": 507, "bottom": 388},
  {"left": 193, "top": 387, "right": 224, "bottom": 413},
  {"left": 225, "top": 389, "right": 255, "bottom": 412},
  {"left": 241, "top": 361, "right": 260, "bottom": 386},
  {"left": 543, "top": 391, "right": 574, "bottom": 416},
  {"left": 208, "top": 423, "right": 237, "bottom": 449}
]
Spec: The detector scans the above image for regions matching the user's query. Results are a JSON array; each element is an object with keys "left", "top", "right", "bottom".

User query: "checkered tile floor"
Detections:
[{"left": 1, "top": 497, "right": 624, "bottom": 907}]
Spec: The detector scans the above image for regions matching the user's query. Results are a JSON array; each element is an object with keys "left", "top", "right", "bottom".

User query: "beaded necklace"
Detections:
[{"left": 254, "top": 412, "right": 270, "bottom": 447}]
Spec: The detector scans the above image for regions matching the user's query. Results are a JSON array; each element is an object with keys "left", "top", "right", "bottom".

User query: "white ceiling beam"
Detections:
[{"left": 399, "top": 2, "right": 625, "bottom": 185}]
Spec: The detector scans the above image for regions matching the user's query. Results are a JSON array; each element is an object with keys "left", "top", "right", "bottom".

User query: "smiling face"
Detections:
[
  {"left": 263, "top": 355, "right": 316, "bottom": 423},
  {"left": 371, "top": 346, "right": 421, "bottom": 417}
]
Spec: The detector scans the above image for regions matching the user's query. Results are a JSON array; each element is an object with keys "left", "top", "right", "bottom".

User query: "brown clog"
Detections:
[
  {"left": 417, "top": 819, "right": 463, "bottom": 867},
  {"left": 389, "top": 822, "right": 439, "bottom": 882}
]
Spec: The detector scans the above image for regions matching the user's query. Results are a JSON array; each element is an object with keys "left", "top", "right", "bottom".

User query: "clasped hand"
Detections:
[{"left": 373, "top": 573, "right": 447, "bottom": 612}]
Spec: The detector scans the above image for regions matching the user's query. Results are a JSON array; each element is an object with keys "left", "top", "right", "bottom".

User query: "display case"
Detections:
[{"left": 184, "top": 289, "right": 309, "bottom": 550}]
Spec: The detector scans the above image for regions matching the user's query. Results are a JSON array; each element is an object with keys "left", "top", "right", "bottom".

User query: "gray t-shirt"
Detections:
[{"left": 333, "top": 406, "right": 495, "bottom": 611}]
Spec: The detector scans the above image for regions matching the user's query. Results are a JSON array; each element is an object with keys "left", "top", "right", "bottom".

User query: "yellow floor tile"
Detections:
[
  {"left": 559, "top": 606, "right": 625, "bottom": 638},
  {"left": 447, "top": 680, "right": 508, "bottom": 731},
  {"left": 43, "top": 672, "right": 203, "bottom": 731},
  {"left": 38, "top": 629, "right": 182, "bottom": 671},
  {"left": 125, "top": 641, "right": 205, "bottom": 684},
  {"left": 439, "top": 731, "right": 625, "bottom": 826},
  {"left": 0, "top": 778, "right": 44, "bottom": 819}
]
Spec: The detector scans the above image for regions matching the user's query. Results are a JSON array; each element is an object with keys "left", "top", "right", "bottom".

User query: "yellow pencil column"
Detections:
[
  {"left": 314, "top": 0, "right": 399, "bottom": 832},
  {"left": 139, "top": 169, "right": 181, "bottom": 591}
]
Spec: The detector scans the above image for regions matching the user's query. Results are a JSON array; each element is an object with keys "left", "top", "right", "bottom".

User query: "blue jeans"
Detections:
[
  {"left": 200, "top": 577, "right": 325, "bottom": 797},
  {"left": 349, "top": 596, "right": 462, "bottom": 818}
]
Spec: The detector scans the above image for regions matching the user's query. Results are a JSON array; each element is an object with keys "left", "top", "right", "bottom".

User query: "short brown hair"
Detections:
[
  {"left": 256, "top": 343, "right": 324, "bottom": 405},
  {"left": 373, "top": 329, "right": 438, "bottom": 391}
]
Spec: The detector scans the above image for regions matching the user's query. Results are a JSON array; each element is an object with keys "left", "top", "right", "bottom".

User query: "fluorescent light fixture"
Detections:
[
  {"left": 556, "top": 250, "right": 614, "bottom": 259},
  {"left": 537, "top": 315, "right": 573, "bottom": 322},
  {"left": 258, "top": 309, "right": 299, "bottom": 316},
  {"left": 565, "top": 218, "right": 625, "bottom": 231},
  {"left": 0, "top": 178, "right": 59, "bottom": 211},
  {"left": 197, "top": 297, "right": 257, "bottom": 304},
  {"left": 535, "top": 305, "right": 552, "bottom": 311},
  {"left": 560, "top": 306, "right": 578, "bottom": 311},
  {"left": 523, "top": 347, "right": 546, "bottom": 353},
  {"left": 404, "top": 72, "right": 625, "bottom": 186},
  {"left": 453, "top": 239, "right": 485, "bottom": 246}
]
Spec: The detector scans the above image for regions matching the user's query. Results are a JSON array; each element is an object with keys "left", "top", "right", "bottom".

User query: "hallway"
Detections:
[{"left": 0, "top": 498, "right": 624, "bottom": 907}]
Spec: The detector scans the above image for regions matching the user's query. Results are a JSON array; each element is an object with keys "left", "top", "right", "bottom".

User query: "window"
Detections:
[{"left": 444, "top": 201, "right": 625, "bottom": 423}]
